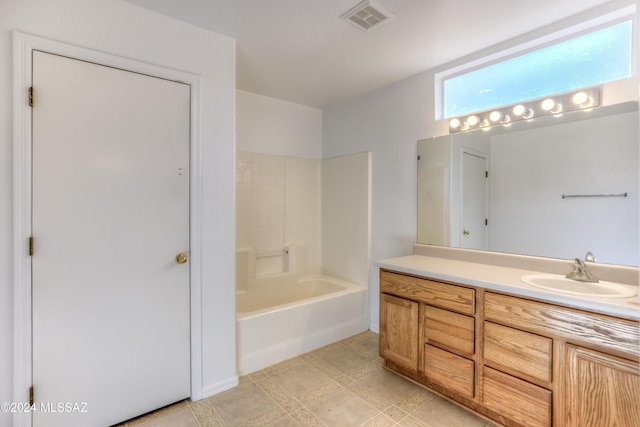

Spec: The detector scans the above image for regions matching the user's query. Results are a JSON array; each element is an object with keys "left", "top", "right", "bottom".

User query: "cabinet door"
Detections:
[
  {"left": 564, "top": 345, "right": 640, "bottom": 427},
  {"left": 380, "top": 293, "right": 419, "bottom": 371}
]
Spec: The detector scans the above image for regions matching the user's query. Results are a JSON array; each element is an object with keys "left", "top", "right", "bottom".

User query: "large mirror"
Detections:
[{"left": 417, "top": 101, "right": 638, "bottom": 266}]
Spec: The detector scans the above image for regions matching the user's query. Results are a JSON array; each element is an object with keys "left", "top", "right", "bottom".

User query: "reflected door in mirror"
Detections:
[{"left": 461, "top": 151, "right": 488, "bottom": 250}]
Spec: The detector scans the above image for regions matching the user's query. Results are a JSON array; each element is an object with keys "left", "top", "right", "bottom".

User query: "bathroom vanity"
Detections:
[{"left": 377, "top": 254, "right": 639, "bottom": 427}]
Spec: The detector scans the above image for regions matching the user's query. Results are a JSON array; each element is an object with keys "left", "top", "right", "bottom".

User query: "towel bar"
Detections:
[{"left": 561, "top": 192, "right": 627, "bottom": 199}]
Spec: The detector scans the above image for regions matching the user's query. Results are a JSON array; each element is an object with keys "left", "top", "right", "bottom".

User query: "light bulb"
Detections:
[
  {"left": 541, "top": 99, "right": 555, "bottom": 111},
  {"left": 467, "top": 115, "right": 479, "bottom": 126},
  {"left": 572, "top": 92, "right": 588, "bottom": 105},
  {"left": 449, "top": 118, "right": 461, "bottom": 129},
  {"left": 489, "top": 111, "right": 502, "bottom": 122},
  {"left": 512, "top": 104, "right": 526, "bottom": 116},
  {"left": 460, "top": 122, "right": 470, "bottom": 131},
  {"left": 479, "top": 119, "right": 490, "bottom": 128},
  {"left": 572, "top": 91, "right": 594, "bottom": 108}
]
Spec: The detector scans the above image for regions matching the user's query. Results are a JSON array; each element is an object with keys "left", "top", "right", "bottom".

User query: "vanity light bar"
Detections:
[{"left": 449, "top": 87, "right": 600, "bottom": 133}]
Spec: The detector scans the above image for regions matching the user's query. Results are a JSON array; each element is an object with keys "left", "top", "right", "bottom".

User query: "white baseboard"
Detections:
[{"left": 197, "top": 376, "right": 239, "bottom": 401}]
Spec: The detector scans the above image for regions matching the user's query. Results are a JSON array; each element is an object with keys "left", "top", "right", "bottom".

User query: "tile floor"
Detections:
[{"left": 118, "top": 331, "right": 497, "bottom": 427}]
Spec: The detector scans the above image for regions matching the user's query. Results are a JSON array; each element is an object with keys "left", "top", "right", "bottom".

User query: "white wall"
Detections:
[
  {"left": 237, "top": 89, "right": 322, "bottom": 158},
  {"left": 323, "top": 1, "right": 639, "bottom": 332},
  {"left": 0, "top": 0, "right": 236, "bottom": 422}
]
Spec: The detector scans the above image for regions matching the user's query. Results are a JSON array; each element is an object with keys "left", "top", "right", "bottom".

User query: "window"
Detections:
[{"left": 438, "top": 10, "right": 635, "bottom": 120}]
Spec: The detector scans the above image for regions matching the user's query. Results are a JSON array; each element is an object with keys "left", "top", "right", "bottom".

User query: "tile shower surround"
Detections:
[
  {"left": 117, "top": 331, "right": 496, "bottom": 427},
  {"left": 236, "top": 151, "right": 321, "bottom": 276}
]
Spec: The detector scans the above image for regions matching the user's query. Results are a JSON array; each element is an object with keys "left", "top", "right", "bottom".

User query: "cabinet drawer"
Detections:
[
  {"left": 381, "top": 270, "right": 475, "bottom": 315},
  {"left": 483, "top": 367, "right": 551, "bottom": 427},
  {"left": 484, "top": 322, "right": 552, "bottom": 384},
  {"left": 425, "top": 306, "right": 474, "bottom": 357},
  {"left": 484, "top": 292, "right": 639, "bottom": 358},
  {"left": 424, "top": 344, "right": 474, "bottom": 399}
]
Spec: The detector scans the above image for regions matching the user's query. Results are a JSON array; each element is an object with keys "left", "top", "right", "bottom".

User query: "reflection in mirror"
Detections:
[{"left": 417, "top": 101, "right": 638, "bottom": 266}]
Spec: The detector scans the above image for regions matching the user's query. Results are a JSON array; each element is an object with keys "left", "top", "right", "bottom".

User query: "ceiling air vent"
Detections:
[{"left": 340, "top": 0, "right": 394, "bottom": 31}]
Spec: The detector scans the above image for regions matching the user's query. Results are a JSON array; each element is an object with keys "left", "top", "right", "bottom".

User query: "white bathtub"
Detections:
[{"left": 236, "top": 275, "right": 369, "bottom": 374}]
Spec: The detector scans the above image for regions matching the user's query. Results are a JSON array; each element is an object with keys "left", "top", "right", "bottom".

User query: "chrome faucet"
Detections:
[{"left": 566, "top": 258, "right": 599, "bottom": 283}]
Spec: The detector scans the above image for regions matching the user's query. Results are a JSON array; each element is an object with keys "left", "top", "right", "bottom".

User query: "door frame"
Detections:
[{"left": 12, "top": 31, "right": 204, "bottom": 426}]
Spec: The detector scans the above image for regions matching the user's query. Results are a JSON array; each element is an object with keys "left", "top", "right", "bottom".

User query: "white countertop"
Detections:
[{"left": 376, "top": 254, "right": 640, "bottom": 321}]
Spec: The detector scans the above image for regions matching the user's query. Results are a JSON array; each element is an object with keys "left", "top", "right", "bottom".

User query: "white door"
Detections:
[
  {"left": 31, "top": 51, "right": 191, "bottom": 427},
  {"left": 461, "top": 151, "right": 488, "bottom": 250}
]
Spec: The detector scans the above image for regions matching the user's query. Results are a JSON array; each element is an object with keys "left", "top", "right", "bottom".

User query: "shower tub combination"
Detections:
[{"left": 236, "top": 248, "right": 368, "bottom": 374}]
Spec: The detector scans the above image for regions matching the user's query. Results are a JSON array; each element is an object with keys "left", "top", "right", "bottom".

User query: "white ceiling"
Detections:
[{"left": 124, "top": 0, "right": 612, "bottom": 109}]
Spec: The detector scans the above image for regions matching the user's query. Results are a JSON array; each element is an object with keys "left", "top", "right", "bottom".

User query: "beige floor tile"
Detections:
[
  {"left": 360, "top": 412, "right": 398, "bottom": 426},
  {"left": 134, "top": 407, "right": 199, "bottom": 427},
  {"left": 206, "top": 382, "right": 279, "bottom": 426},
  {"left": 356, "top": 365, "right": 423, "bottom": 404},
  {"left": 395, "top": 389, "right": 435, "bottom": 414},
  {"left": 268, "top": 362, "right": 333, "bottom": 396},
  {"left": 254, "top": 376, "right": 296, "bottom": 404},
  {"left": 351, "top": 331, "right": 381, "bottom": 357},
  {"left": 410, "top": 396, "right": 487, "bottom": 427},
  {"left": 189, "top": 399, "right": 225, "bottom": 427},
  {"left": 314, "top": 343, "right": 376, "bottom": 374},
  {"left": 235, "top": 405, "right": 287, "bottom": 427},
  {"left": 397, "top": 414, "right": 429, "bottom": 427},
  {"left": 304, "top": 387, "right": 379, "bottom": 426},
  {"left": 121, "top": 400, "right": 190, "bottom": 426},
  {"left": 382, "top": 405, "right": 410, "bottom": 422},
  {"left": 120, "top": 332, "right": 503, "bottom": 427},
  {"left": 262, "top": 413, "right": 304, "bottom": 427},
  {"left": 288, "top": 407, "right": 326, "bottom": 426},
  {"left": 345, "top": 381, "right": 393, "bottom": 411}
]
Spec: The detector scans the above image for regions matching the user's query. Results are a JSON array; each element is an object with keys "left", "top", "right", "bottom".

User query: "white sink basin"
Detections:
[{"left": 521, "top": 274, "right": 637, "bottom": 299}]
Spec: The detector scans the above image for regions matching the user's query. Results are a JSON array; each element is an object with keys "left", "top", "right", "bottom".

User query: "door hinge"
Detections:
[
  {"left": 29, "top": 236, "right": 34, "bottom": 256},
  {"left": 29, "top": 386, "right": 34, "bottom": 406},
  {"left": 485, "top": 171, "right": 488, "bottom": 178},
  {"left": 28, "top": 87, "right": 34, "bottom": 107},
  {"left": 485, "top": 219, "right": 488, "bottom": 226}
]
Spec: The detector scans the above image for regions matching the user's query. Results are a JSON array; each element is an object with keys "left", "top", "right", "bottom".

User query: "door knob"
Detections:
[
  {"left": 175, "top": 252, "right": 188, "bottom": 264},
  {"left": 463, "top": 230, "right": 470, "bottom": 235}
]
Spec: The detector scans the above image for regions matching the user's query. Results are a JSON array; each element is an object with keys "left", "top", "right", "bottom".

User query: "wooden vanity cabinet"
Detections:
[
  {"left": 380, "top": 271, "right": 477, "bottom": 400},
  {"left": 379, "top": 269, "right": 640, "bottom": 427},
  {"left": 483, "top": 291, "right": 640, "bottom": 427}
]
